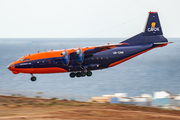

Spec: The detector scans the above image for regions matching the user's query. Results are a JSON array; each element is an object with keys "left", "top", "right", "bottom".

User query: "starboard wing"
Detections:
[{"left": 83, "top": 43, "right": 129, "bottom": 57}]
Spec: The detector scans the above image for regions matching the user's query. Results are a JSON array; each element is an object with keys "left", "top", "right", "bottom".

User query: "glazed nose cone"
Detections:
[{"left": 7, "top": 64, "right": 12, "bottom": 70}]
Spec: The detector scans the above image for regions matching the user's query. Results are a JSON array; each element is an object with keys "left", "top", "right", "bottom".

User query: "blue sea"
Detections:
[{"left": 0, "top": 38, "right": 180, "bottom": 101}]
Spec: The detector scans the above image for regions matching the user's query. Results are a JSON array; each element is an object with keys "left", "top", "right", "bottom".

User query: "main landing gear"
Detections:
[
  {"left": 69, "top": 71, "right": 92, "bottom": 78},
  {"left": 29, "top": 71, "right": 92, "bottom": 81},
  {"left": 30, "top": 74, "right": 36, "bottom": 81}
]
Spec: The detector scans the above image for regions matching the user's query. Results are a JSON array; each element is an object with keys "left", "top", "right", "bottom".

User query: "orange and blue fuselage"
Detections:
[{"left": 7, "top": 41, "right": 168, "bottom": 75}]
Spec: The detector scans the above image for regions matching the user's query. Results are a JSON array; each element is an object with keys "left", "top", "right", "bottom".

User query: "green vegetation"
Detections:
[{"left": 51, "top": 97, "right": 58, "bottom": 100}]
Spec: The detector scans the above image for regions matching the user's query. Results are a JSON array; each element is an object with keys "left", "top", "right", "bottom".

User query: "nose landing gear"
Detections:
[
  {"left": 69, "top": 71, "right": 92, "bottom": 78},
  {"left": 30, "top": 74, "right": 36, "bottom": 81}
]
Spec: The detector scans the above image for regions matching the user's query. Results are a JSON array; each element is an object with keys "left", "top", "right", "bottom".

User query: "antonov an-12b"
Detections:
[{"left": 8, "top": 12, "right": 171, "bottom": 81}]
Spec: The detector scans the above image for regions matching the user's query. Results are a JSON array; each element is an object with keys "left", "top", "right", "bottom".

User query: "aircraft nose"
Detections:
[
  {"left": 7, "top": 63, "right": 20, "bottom": 74},
  {"left": 7, "top": 64, "right": 12, "bottom": 71}
]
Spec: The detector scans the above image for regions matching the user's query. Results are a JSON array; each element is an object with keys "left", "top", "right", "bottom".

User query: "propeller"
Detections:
[
  {"left": 61, "top": 51, "right": 67, "bottom": 56},
  {"left": 76, "top": 48, "right": 84, "bottom": 64},
  {"left": 61, "top": 50, "right": 69, "bottom": 66}
]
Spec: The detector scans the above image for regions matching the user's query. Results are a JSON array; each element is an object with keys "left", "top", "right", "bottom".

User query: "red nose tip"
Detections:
[{"left": 7, "top": 65, "right": 11, "bottom": 70}]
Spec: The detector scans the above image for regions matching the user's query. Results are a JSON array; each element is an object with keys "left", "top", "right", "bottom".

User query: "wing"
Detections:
[
  {"left": 83, "top": 43, "right": 129, "bottom": 57},
  {"left": 68, "top": 43, "right": 129, "bottom": 60}
]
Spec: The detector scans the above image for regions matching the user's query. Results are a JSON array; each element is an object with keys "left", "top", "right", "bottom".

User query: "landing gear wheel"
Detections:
[
  {"left": 81, "top": 71, "right": 86, "bottom": 77},
  {"left": 31, "top": 76, "right": 36, "bottom": 81},
  {"left": 87, "top": 71, "right": 92, "bottom": 77},
  {"left": 76, "top": 72, "right": 81, "bottom": 77},
  {"left": 70, "top": 73, "right": 76, "bottom": 78}
]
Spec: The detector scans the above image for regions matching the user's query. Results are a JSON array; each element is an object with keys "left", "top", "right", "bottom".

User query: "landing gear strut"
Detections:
[
  {"left": 30, "top": 74, "right": 36, "bottom": 81},
  {"left": 69, "top": 71, "right": 92, "bottom": 78}
]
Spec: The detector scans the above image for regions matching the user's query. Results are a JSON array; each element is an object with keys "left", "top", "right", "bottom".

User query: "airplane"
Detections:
[{"left": 7, "top": 12, "right": 171, "bottom": 81}]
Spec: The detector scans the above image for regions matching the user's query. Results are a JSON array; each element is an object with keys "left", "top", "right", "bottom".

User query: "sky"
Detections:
[{"left": 0, "top": 0, "right": 179, "bottom": 38}]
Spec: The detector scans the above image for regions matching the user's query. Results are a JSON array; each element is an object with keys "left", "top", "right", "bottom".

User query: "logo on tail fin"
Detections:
[
  {"left": 147, "top": 22, "right": 160, "bottom": 32},
  {"left": 151, "top": 22, "right": 156, "bottom": 28}
]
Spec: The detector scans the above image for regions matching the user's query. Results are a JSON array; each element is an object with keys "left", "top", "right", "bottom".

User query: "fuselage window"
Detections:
[
  {"left": 101, "top": 57, "right": 103, "bottom": 60},
  {"left": 92, "top": 58, "right": 94, "bottom": 60},
  {"left": 48, "top": 60, "right": 52, "bottom": 64},
  {"left": 106, "top": 57, "right": 108, "bottom": 59},
  {"left": 37, "top": 61, "right": 39, "bottom": 64},
  {"left": 97, "top": 58, "right": 99, "bottom": 60}
]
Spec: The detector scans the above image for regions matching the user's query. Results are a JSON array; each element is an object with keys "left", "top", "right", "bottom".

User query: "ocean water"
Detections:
[{"left": 0, "top": 38, "right": 180, "bottom": 100}]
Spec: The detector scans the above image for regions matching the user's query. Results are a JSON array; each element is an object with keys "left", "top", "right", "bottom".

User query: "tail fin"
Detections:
[
  {"left": 143, "top": 12, "right": 163, "bottom": 36},
  {"left": 121, "top": 12, "right": 168, "bottom": 45}
]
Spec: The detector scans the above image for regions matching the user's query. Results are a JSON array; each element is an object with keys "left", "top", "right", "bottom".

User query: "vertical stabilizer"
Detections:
[
  {"left": 143, "top": 12, "right": 163, "bottom": 36},
  {"left": 121, "top": 12, "right": 168, "bottom": 45}
]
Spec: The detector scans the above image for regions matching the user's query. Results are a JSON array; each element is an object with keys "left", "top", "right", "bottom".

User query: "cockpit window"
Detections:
[{"left": 19, "top": 58, "right": 30, "bottom": 61}]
